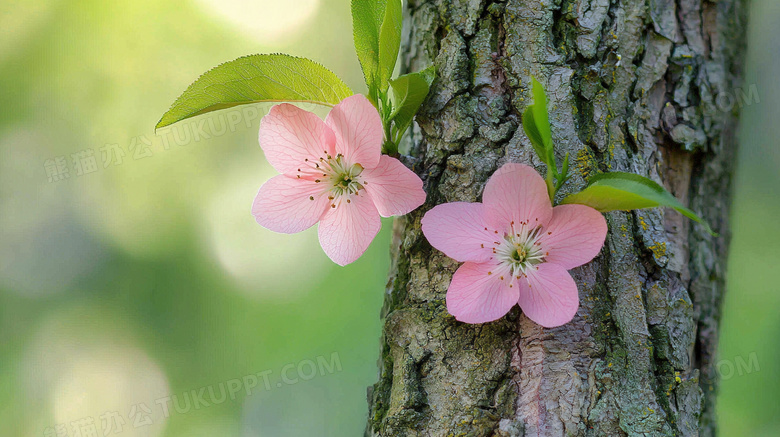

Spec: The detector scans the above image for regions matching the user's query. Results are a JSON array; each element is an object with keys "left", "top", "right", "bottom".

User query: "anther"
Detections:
[{"left": 309, "top": 196, "right": 314, "bottom": 200}]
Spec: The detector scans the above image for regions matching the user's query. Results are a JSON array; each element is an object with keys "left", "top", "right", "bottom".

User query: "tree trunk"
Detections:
[{"left": 366, "top": 0, "right": 747, "bottom": 435}]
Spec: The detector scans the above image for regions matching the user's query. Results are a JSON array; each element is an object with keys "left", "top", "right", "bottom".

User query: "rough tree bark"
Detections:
[{"left": 366, "top": 0, "right": 747, "bottom": 436}]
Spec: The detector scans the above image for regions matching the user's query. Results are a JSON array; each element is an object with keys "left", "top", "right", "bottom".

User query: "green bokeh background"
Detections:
[{"left": 0, "top": 0, "right": 776, "bottom": 435}]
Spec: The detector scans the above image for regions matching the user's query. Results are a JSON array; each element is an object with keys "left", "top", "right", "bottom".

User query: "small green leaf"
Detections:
[
  {"left": 378, "top": 0, "right": 403, "bottom": 91},
  {"left": 562, "top": 172, "right": 716, "bottom": 235},
  {"left": 522, "top": 107, "right": 549, "bottom": 166},
  {"left": 156, "top": 54, "right": 353, "bottom": 129},
  {"left": 557, "top": 152, "right": 570, "bottom": 189},
  {"left": 522, "top": 77, "right": 554, "bottom": 166},
  {"left": 530, "top": 77, "right": 552, "bottom": 149},
  {"left": 352, "top": 0, "right": 389, "bottom": 101},
  {"left": 388, "top": 65, "right": 436, "bottom": 139}
]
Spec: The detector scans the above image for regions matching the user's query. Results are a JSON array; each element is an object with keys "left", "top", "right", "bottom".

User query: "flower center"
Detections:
[
  {"left": 297, "top": 152, "right": 364, "bottom": 207},
  {"left": 494, "top": 223, "right": 546, "bottom": 278},
  {"left": 328, "top": 156, "right": 364, "bottom": 196}
]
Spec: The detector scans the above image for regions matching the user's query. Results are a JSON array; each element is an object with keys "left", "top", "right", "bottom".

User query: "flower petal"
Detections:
[
  {"left": 258, "top": 103, "right": 336, "bottom": 174},
  {"left": 325, "top": 94, "right": 383, "bottom": 169},
  {"left": 252, "top": 174, "right": 330, "bottom": 233},
  {"left": 517, "top": 263, "right": 579, "bottom": 328},
  {"left": 317, "top": 191, "right": 381, "bottom": 266},
  {"left": 362, "top": 155, "right": 426, "bottom": 217},
  {"left": 421, "top": 202, "right": 498, "bottom": 263},
  {"left": 482, "top": 163, "right": 552, "bottom": 231},
  {"left": 447, "top": 261, "right": 519, "bottom": 324},
  {"left": 539, "top": 204, "right": 607, "bottom": 269}
]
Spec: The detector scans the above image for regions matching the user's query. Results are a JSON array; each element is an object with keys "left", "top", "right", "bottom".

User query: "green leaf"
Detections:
[
  {"left": 352, "top": 0, "right": 389, "bottom": 101},
  {"left": 156, "top": 54, "right": 353, "bottom": 129},
  {"left": 530, "top": 77, "right": 552, "bottom": 151},
  {"left": 388, "top": 65, "right": 436, "bottom": 139},
  {"left": 562, "top": 172, "right": 716, "bottom": 235},
  {"left": 522, "top": 107, "right": 549, "bottom": 166},
  {"left": 521, "top": 77, "right": 554, "bottom": 166},
  {"left": 378, "top": 0, "right": 403, "bottom": 91}
]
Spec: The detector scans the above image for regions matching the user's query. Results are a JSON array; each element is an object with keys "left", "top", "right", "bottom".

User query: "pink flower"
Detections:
[
  {"left": 421, "top": 164, "right": 607, "bottom": 327},
  {"left": 252, "top": 94, "right": 426, "bottom": 266}
]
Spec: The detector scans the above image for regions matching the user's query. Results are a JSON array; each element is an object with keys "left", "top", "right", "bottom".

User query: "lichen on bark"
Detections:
[{"left": 366, "top": 0, "right": 748, "bottom": 435}]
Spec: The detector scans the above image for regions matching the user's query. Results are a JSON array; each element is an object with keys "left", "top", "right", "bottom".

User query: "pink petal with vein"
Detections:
[
  {"left": 540, "top": 204, "right": 608, "bottom": 269},
  {"left": 258, "top": 103, "right": 335, "bottom": 174},
  {"left": 325, "top": 94, "right": 383, "bottom": 169},
  {"left": 252, "top": 174, "right": 330, "bottom": 233},
  {"left": 447, "top": 261, "right": 519, "bottom": 324},
  {"left": 317, "top": 191, "right": 381, "bottom": 266},
  {"left": 482, "top": 163, "right": 552, "bottom": 231},
  {"left": 421, "top": 202, "right": 497, "bottom": 263},
  {"left": 362, "top": 155, "right": 426, "bottom": 217},
  {"left": 517, "top": 263, "right": 579, "bottom": 328}
]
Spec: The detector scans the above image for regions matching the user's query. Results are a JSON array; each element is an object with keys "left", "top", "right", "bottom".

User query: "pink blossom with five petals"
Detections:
[
  {"left": 252, "top": 94, "right": 426, "bottom": 266},
  {"left": 421, "top": 163, "right": 608, "bottom": 327}
]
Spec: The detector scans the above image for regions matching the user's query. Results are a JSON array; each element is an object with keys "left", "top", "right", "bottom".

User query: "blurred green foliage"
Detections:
[
  {"left": 717, "top": 1, "right": 780, "bottom": 435},
  {"left": 0, "top": 0, "right": 383, "bottom": 435},
  {"left": 0, "top": 0, "right": 777, "bottom": 436}
]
